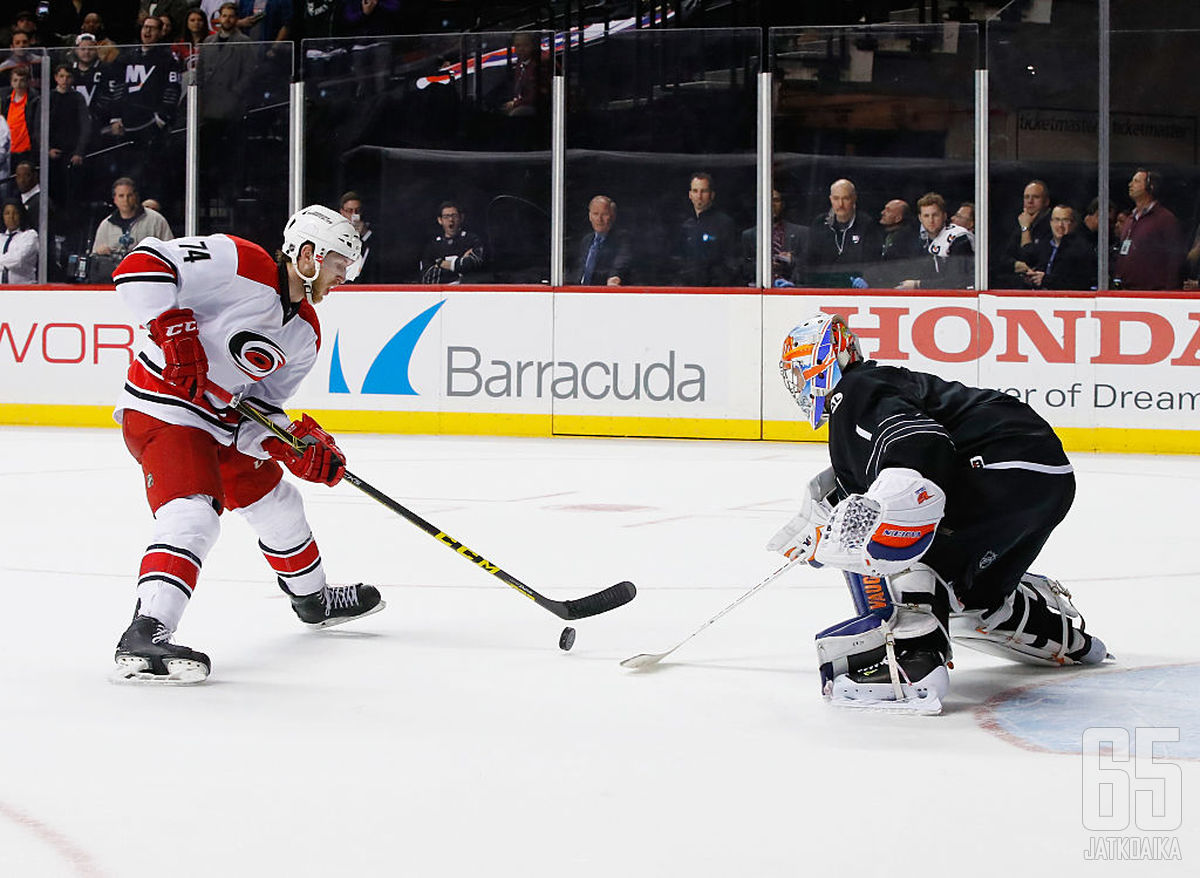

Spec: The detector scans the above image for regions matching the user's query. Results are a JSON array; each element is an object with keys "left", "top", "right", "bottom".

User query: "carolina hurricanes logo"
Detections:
[{"left": 228, "top": 331, "right": 287, "bottom": 379}]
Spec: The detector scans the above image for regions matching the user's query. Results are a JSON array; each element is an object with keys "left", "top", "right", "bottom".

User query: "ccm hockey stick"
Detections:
[
  {"left": 206, "top": 382, "right": 636, "bottom": 620},
  {"left": 620, "top": 557, "right": 804, "bottom": 669}
]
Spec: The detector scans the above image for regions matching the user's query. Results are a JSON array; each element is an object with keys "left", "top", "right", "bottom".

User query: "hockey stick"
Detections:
[
  {"left": 205, "top": 382, "right": 636, "bottom": 620},
  {"left": 620, "top": 557, "right": 805, "bottom": 669}
]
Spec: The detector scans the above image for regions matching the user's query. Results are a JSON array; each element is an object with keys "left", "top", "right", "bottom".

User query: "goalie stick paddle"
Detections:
[
  {"left": 620, "top": 557, "right": 803, "bottom": 669},
  {"left": 206, "top": 382, "right": 636, "bottom": 621}
]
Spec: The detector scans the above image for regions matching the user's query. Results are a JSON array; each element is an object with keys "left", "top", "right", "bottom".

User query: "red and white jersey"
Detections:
[{"left": 113, "top": 234, "right": 322, "bottom": 456}]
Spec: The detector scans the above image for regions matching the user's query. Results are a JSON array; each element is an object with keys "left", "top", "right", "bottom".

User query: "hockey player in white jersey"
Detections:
[
  {"left": 111, "top": 206, "right": 385, "bottom": 684},
  {"left": 767, "top": 314, "right": 1108, "bottom": 714}
]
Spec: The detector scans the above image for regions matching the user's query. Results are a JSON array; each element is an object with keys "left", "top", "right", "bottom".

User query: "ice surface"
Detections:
[{"left": 0, "top": 426, "right": 1196, "bottom": 877}]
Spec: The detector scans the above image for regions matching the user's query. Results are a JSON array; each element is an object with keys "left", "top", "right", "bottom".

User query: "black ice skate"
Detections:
[
  {"left": 283, "top": 582, "right": 385, "bottom": 629},
  {"left": 113, "top": 615, "right": 211, "bottom": 685},
  {"left": 828, "top": 647, "right": 950, "bottom": 715}
]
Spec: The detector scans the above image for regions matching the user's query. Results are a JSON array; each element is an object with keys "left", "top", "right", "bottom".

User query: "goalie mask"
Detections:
[
  {"left": 780, "top": 314, "right": 862, "bottom": 429},
  {"left": 281, "top": 205, "right": 362, "bottom": 298}
]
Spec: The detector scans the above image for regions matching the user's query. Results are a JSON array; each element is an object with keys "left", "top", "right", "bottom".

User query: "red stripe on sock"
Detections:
[
  {"left": 139, "top": 549, "right": 200, "bottom": 591},
  {"left": 262, "top": 538, "right": 321, "bottom": 574}
]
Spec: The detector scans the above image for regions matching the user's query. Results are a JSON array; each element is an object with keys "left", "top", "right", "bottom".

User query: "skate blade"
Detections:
[
  {"left": 826, "top": 692, "right": 944, "bottom": 716},
  {"left": 111, "top": 656, "right": 210, "bottom": 685},
  {"left": 303, "top": 598, "right": 387, "bottom": 630}
]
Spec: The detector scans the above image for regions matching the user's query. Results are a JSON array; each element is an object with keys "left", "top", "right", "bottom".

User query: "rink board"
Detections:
[{"left": 0, "top": 285, "right": 1197, "bottom": 453}]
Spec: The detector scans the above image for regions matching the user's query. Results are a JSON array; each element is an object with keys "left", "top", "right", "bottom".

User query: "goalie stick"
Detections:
[
  {"left": 206, "top": 382, "right": 636, "bottom": 621},
  {"left": 620, "top": 557, "right": 804, "bottom": 669}
]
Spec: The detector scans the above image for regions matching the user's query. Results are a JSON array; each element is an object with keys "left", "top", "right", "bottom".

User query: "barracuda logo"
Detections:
[
  {"left": 447, "top": 347, "right": 706, "bottom": 401},
  {"left": 329, "top": 300, "right": 445, "bottom": 395}
]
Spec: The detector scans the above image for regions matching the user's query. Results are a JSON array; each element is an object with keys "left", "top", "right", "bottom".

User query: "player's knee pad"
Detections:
[
  {"left": 950, "top": 573, "right": 1108, "bottom": 666},
  {"left": 152, "top": 494, "right": 221, "bottom": 559},
  {"left": 236, "top": 478, "right": 311, "bottom": 546}
]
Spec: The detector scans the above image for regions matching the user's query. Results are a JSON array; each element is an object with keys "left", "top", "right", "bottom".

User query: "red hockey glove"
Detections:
[
  {"left": 264, "top": 414, "right": 346, "bottom": 487},
  {"left": 147, "top": 308, "right": 208, "bottom": 401}
]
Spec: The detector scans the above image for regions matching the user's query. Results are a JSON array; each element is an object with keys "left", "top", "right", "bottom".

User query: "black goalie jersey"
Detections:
[{"left": 825, "top": 360, "right": 1075, "bottom": 605}]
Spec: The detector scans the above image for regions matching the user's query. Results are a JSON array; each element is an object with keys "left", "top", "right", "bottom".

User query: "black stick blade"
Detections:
[{"left": 560, "top": 581, "right": 637, "bottom": 620}]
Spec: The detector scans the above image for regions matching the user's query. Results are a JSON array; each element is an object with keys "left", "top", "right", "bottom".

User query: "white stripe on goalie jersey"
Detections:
[
  {"left": 865, "top": 413, "right": 952, "bottom": 479},
  {"left": 979, "top": 460, "right": 1074, "bottom": 475},
  {"left": 856, "top": 425, "right": 872, "bottom": 440}
]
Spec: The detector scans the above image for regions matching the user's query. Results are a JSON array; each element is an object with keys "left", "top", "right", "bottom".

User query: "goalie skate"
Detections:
[
  {"left": 112, "top": 615, "right": 211, "bottom": 685},
  {"left": 826, "top": 648, "right": 949, "bottom": 716},
  {"left": 285, "top": 582, "right": 385, "bottom": 629}
]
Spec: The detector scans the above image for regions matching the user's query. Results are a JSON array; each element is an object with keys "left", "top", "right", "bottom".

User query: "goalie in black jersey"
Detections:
[{"left": 766, "top": 314, "right": 1109, "bottom": 714}]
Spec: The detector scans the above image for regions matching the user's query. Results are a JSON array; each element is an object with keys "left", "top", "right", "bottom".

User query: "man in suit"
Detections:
[
  {"left": 741, "top": 189, "right": 807, "bottom": 285},
  {"left": 572, "top": 195, "right": 634, "bottom": 285},
  {"left": 1021, "top": 204, "right": 1096, "bottom": 291}
]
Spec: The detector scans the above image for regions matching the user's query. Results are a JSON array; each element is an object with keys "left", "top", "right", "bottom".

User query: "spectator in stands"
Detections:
[
  {"left": 1113, "top": 169, "right": 1183, "bottom": 290},
  {"left": 103, "top": 16, "right": 182, "bottom": 198},
  {"left": 0, "top": 197, "right": 36, "bottom": 283},
  {"left": 572, "top": 194, "right": 633, "bottom": 286},
  {"left": 420, "top": 200, "right": 485, "bottom": 284},
  {"left": 1020, "top": 204, "right": 1095, "bottom": 291},
  {"left": 3, "top": 10, "right": 39, "bottom": 50},
  {"left": 2, "top": 66, "right": 38, "bottom": 172},
  {"left": 995, "top": 179, "right": 1051, "bottom": 289},
  {"left": 0, "top": 114, "right": 9, "bottom": 197},
  {"left": 91, "top": 175, "right": 173, "bottom": 257},
  {"left": 501, "top": 31, "right": 547, "bottom": 118},
  {"left": 80, "top": 11, "right": 104, "bottom": 38},
  {"left": 951, "top": 202, "right": 975, "bottom": 233},
  {"left": 897, "top": 192, "right": 974, "bottom": 290},
  {"left": 70, "top": 32, "right": 103, "bottom": 106},
  {"left": 138, "top": 0, "right": 191, "bottom": 37},
  {"left": 13, "top": 160, "right": 41, "bottom": 227},
  {"left": 174, "top": 8, "right": 209, "bottom": 77},
  {"left": 338, "top": 190, "right": 378, "bottom": 282},
  {"left": 741, "top": 188, "right": 805, "bottom": 286},
  {"left": 2, "top": 27, "right": 44, "bottom": 73},
  {"left": 48, "top": 64, "right": 88, "bottom": 210},
  {"left": 874, "top": 197, "right": 922, "bottom": 286},
  {"left": 48, "top": 1, "right": 94, "bottom": 46},
  {"left": 236, "top": 0, "right": 290, "bottom": 46},
  {"left": 199, "top": 2, "right": 253, "bottom": 203},
  {"left": 678, "top": 171, "right": 738, "bottom": 287},
  {"left": 804, "top": 177, "right": 878, "bottom": 288}
]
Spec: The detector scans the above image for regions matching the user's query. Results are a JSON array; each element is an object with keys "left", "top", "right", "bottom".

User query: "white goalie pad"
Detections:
[
  {"left": 815, "top": 468, "right": 946, "bottom": 576},
  {"left": 814, "top": 611, "right": 948, "bottom": 716},
  {"left": 950, "top": 573, "right": 1109, "bottom": 667}
]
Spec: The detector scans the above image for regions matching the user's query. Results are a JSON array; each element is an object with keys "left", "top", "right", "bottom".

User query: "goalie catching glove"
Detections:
[
  {"left": 815, "top": 468, "right": 946, "bottom": 576},
  {"left": 263, "top": 414, "right": 346, "bottom": 486},
  {"left": 147, "top": 308, "right": 208, "bottom": 401}
]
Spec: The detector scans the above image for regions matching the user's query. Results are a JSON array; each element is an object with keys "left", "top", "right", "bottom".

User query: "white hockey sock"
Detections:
[
  {"left": 237, "top": 480, "right": 326, "bottom": 596},
  {"left": 137, "top": 495, "right": 221, "bottom": 631}
]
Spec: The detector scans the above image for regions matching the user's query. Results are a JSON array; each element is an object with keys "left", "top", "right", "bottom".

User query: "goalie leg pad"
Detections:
[
  {"left": 950, "top": 573, "right": 1109, "bottom": 666},
  {"left": 815, "top": 605, "right": 950, "bottom": 715}
]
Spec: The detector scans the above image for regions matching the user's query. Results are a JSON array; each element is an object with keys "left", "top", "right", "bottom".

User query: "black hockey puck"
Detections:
[{"left": 559, "top": 626, "right": 576, "bottom": 651}]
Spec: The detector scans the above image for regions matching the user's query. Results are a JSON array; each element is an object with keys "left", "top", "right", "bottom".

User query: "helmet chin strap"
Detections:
[{"left": 297, "top": 251, "right": 322, "bottom": 301}]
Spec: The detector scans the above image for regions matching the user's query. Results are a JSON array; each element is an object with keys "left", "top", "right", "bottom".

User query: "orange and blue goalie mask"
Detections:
[{"left": 780, "top": 315, "right": 861, "bottom": 429}]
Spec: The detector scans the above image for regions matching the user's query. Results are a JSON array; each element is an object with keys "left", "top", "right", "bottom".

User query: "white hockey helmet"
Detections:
[
  {"left": 780, "top": 314, "right": 863, "bottom": 429},
  {"left": 281, "top": 205, "right": 362, "bottom": 292}
]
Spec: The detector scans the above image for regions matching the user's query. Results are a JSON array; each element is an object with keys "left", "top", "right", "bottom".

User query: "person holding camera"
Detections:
[{"left": 91, "top": 176, "right": 173, "bottom": 261}]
